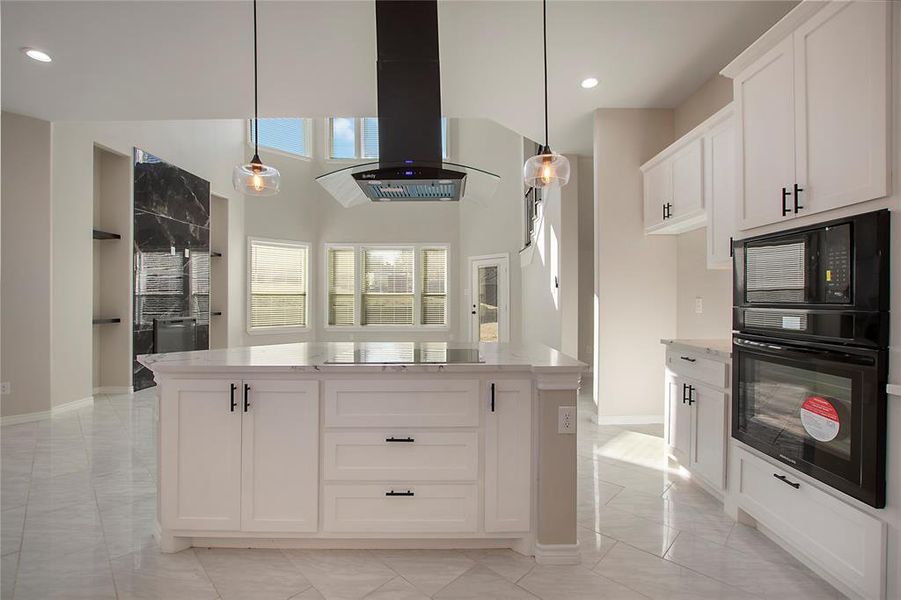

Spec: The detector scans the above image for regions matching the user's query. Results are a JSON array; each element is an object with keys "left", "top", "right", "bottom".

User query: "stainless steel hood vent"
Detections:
[{"left": 316, "top": 0, "right": 499, "bottom": 206}]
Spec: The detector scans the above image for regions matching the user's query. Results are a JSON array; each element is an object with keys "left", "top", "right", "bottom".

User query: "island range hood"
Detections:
[{"left": 317, "top": 0, "right": 499, "bottom": 207}]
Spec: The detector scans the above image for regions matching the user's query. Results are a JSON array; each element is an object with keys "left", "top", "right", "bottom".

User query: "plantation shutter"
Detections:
[
  {"left": 328, "top": 248, "right": 356, "bottom": 326},
  {"left": 249, "top": 240, "right": 307, "bottom": 328},
  {"left": 361, "top": 248, "right": 414, "bottom": 325},
  {"left": 421, "top": 248, "right": 447, "bottom": 325},
  {"left": 361, "top": 118, "right": 380, "bottom": 159}
]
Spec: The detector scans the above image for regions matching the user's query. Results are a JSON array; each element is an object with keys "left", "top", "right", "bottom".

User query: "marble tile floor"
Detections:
[{"left": 0, "top": 387, "right": 845, "bottom": 599}]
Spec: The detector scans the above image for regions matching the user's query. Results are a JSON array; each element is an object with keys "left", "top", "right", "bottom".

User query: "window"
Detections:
[
  {"left": 248, "top": 238, "right": 308, "bottom": 331},
  {"left": 248, "top": 118, "right": 312, "bottom": 157},
  {"left": 328, "top": 117, "right": 449, "bottom": 160},
  {"left": 325, "top": 244, "right": 449, "bottom": 328}
]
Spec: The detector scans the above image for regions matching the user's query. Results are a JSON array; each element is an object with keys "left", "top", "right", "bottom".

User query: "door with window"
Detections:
[{"left": 469, "top": 255, "right": 509, "bottom": 343}]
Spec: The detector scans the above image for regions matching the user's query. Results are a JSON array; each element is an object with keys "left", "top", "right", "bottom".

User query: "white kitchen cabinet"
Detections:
[
  {"left": 728, "top": 0, "right": 890, "bottom": 231},
  {"left": 160, "top": 379, "right": 243, "bottom": 531},
  {"left": 642, "top": 140, "right": 705, "bottom": 234},
  {"left": 485, "top": 379, "right": 532, "bottom": 532},
  {"left": 240, "top": 380, "right": 319, "bottom": 532},
  {"left": 671, "top": 138, "right": 704, "bottom": 219},
  {"left": 690, "top": 383, "right": 726, "bottom": 489},
  {"left": 704, "top": 114, "right": 737, "bottom": 269},
  {"left": 642, "top": 159, "right": 671, "bottom": 230},
  {"left": 793, "top": 1, "right": 889, "bottom": 216},
  {"left": 665, "top": 375, "right": 692, "bottom": 465}
]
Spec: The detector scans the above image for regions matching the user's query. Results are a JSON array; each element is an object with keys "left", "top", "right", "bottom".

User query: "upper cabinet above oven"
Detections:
[{"left": 724, "top": 1, "right": 891, "bottom": 231}]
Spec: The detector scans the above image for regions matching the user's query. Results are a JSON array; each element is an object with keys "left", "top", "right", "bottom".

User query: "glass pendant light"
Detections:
[
  {"left": 234, "top": 0, "right": 280, "bottom": 196},
  {"left": 523, "top": 0, "right": 570, "bottom": 189}
]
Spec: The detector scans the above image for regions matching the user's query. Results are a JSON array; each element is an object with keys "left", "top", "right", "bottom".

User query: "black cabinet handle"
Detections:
[
  {"left": 385, "top": 490, "right": 414, "bottom": 497},
  {"left": 679, "top": 356, "right": 697, "bottom": 363},
  {"left": 793, "top": 183, "right": 804, "bottom": 213},
  {"left": 663, "top": 203, "right": 666, "bottom": 221},
  {"left": 729, "top": 237, "right": 734, "bottom": 258},
  {"left": 681, "top": 383, "right": 688, "bottom": 404},
  {"left": 229, "top": 383, "right": 237, "bottom": 412},
  {"left": 781, "top": 187, "right": 792, "bottom": 216},
  {"left": 243, "top": 383, "right": 250, "bottom": 412},
  {"left": 667, "top": 202, "right": 672, "bottom": 219},
  {"left": 773, "top": 473, "right": 800, "bottom": 489},
  {"left": 687, "top": 385, "right": 695, "bottom": 406},
  {"left": 490, "top": 383, "right": 496, "bottom": 412},
  {"left": 386, "top": 437, "right": 415, "bottom": 443}
]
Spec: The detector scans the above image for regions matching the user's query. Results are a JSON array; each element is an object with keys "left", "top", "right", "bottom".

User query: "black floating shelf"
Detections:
[
  {"left": 92, "top": 318, "right": 121, "bottom": 325},
  {"left": 211, "top": 251, "right": 222, "bottom": 258},
  {"left": 93, "top": 229, "right": 121, "bottom": 240},
  {"left": 211, "top": 311, "right": 223, "bottom": 316}
]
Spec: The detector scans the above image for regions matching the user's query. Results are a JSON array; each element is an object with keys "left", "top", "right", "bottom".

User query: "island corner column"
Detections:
[{"left": 533, "top": 368, "right": 582, "bottom": 565}]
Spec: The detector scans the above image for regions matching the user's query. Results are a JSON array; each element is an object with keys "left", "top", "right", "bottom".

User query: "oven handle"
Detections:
[{"left": 733, "top": 337, "right": 876, "bottom": 367}]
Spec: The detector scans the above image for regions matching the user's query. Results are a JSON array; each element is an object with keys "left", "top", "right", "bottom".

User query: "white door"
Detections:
[
  {"left": 666, "top": 376, "right": 692, "bottom": 464},
  {"left": 470, "top": 256, "right": 509, "bottom": 343},
  {"left": 689, "top": 383, "right": 726, "bottom": 490},
  {"left": 671, "top": 138, "right": 704, "bottom": 220},
  {"left": 793, "top": 1, "right": 889, "bottom": 216},
  {"left": 241, "top": 379, "right": 319, "bottom": 532},
  {"left": 160, "top": 379, "right": 242, "bottom": 531},
  {"left": 705, "top": 116, "right": 737, "bottom": 269},
  {"left": 736, "top": 35, "right": 796, "bottom": 230},
  {"left": 484, "top": 379, "right": 532, "bottom": 532},
  {"left": 643, "top": 160, "right": 672, "bottom": 230}
]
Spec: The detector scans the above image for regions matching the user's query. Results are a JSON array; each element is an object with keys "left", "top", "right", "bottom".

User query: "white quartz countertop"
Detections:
[
  {"left": 660, "top": 338, "right": 732, "bottom": 360},
  {"left": 138, "top": 341, "right": 587, "bottom": 375}
]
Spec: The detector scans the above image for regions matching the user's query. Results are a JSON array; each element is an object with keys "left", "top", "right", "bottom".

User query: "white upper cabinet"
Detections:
[
  {"left": 793, "top": 1, "right": 889, "bottom": 216},
  {"left": 734, "top": 35, "right": 796, "bottom": 230},
  {"left": 728, "top": 0, "right": 890, "bottom": 231},
  {"left": 671, "top": 138, "right": 704, "bottom": 218},
  {"left": 642, "top": 136, "right": 706, "bottom": 235},
  {"left": 705, "top": 112, "right": 737, "bottom": 269},
  {"left": 643, "top": 159, "right": 671, "bottom": 230}
]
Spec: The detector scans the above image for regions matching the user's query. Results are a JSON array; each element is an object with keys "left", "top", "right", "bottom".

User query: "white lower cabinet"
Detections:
[
  {"left": 665, "top": 375, "right": 692, "bottom": 465},
  {"left": 484, "top": 379, "right": 533, "bottom": 532},
  {"left": 690, "top": 383, "right": 726, "bottom": 490}
]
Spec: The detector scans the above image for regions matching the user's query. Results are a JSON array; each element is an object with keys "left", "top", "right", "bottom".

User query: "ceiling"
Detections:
[{"left": 1, "top": 0, "right": 796, "bottom": 155}]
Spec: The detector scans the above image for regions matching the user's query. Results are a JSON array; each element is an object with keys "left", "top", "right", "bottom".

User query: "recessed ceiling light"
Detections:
[
  {"left": 580, "top": 77, "right": 599, "bottom": 89},
  {"left": 22, "top": 48, "right": 52, "bottom": 63}
]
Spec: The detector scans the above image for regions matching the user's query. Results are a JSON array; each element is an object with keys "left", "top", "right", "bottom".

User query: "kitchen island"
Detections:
[{"left": 139, "top": 341, "right": 585, "bottom": 564}]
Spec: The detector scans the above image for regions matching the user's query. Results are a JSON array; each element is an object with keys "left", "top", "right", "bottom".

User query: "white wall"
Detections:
[
  {"left": 577, "top": 156, "right": 595, "bottom": 366},
  {"left": 1, "top": 112, "right": 53, "bottom": 418},
  {"left": 594, "top": 109, "right": 676, "bottom": 423}
]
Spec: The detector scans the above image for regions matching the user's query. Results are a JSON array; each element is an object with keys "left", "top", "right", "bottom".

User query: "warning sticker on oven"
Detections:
[{"left": 800, "top": 396, "right": 841, "bottom": 442}]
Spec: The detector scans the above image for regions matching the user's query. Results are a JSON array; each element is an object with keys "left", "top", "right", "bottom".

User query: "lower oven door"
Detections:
[{"left": 732, "top": 334, "right": 886, "bottom": 508}]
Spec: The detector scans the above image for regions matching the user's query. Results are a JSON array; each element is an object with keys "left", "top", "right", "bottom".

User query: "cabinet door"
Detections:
[
  {"left": 705, "top": 117, "right": 737, "bottom": 270},
  {"left": 671, "top": 138, "right": 704, "bottom": 219},
  {"left": 735, "top": 35, "right": 796, "bottom": 230},
  {"left": 665, "top": 376, "right": 691, "bottom": 464},
  {"left": 160, "top": 379, "right": 242, "bottom": 531},
  {"left": 793, "top": 1, "right": 889, "bottom": 216},
  {"left": 241, "top": 380, "right": 319, "bottom": 532},
  {"left": 485, "top": 379, "right": 532, "bottom": 532},
  {"left": 689, "top": 383, "right": 726, "bottom": 491},
  {"left": 643, "top": 160, "right": 671, "bottom": 231}
]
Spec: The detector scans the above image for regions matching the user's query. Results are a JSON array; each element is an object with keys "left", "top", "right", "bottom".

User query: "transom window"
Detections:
[
  {"left": 248, "top": 118, "right": 312, "bottom": 158},
  {"left": 248, "top": 238, "right": 309, "bottom": 332},
  {"left": 325, "top": 244, "right": 449, "bottom": 328},
  {"left": 328, "top": 117, "right": 449, "bottom": 160}
]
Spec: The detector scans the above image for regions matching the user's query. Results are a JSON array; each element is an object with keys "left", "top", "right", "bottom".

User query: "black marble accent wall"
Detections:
[{"left": 133, "top": 149, "right": 211, "bottom": 390}]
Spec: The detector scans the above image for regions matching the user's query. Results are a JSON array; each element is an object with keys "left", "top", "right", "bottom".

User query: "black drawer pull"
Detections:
[
  {"left": 687, "top": 385, "right": 695, "bottom": 406},
  {"left": 773, "top": 473, "right": 800, "bottom": 489},
  {"left": 243, "top": 383, "right": 250, "bottom": 412},
  {"left": 490, "top": 383, "right": 496, "bottom": 413},
  {"left": 793, "top": 183, "right": 804, "bottom": 213},
  {"left": 229, "top": 383, "right": 237, "bottom": 412},
  {"left": 782, "top": 187, "right": 792, "bottom": 216},
  {"left": 386, "top": 437, "right": 415, "bottom": 443},
  {"left": 679, "top": 356, "right": 697, "bottom": 363},
  {"left": 385, "top": 490, "right": 414, "bottom": 497}
]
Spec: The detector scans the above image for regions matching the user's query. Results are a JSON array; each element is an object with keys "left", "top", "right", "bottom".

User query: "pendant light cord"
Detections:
[
  {"left": 253, "top": 0, "right": 260, "bottom": 158},
  {"left": 543, "top": 0, "right": 548, "bottom": 149}
]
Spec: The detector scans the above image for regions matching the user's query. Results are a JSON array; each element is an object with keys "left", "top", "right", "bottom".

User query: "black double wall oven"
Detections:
[{"left": 732, "top": 209, "right": 889, "bottom": 508}]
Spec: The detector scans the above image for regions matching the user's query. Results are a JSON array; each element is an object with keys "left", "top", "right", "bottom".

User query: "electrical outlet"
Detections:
[
  {"left": 1, "top": 382, "right": 10, "bottom": 395},
  {"left": 695, "top": 297, "right": 704, "bottom": 314},
  {"left": 558, "top": 405, "right": 576, "bottom": 434}
]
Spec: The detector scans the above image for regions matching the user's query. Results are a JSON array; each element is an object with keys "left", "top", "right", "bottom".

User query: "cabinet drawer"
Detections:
[
  {"left": 323, "top": 484, "right": 478, "bottom": 533},
  {"left": 666, "top": 351, "right": 727, "bottom": 389},
  {"left": 323, "top": 432, "right": 478, "bottom": 481},
  {"left": 324, "top": 380, "right": 480, "bottom": 428},
  {"left": 734, "top": 447, "right": 884, "bottom": 600}
]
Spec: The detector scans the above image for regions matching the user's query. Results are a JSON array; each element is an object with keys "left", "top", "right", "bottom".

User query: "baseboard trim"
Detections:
[
  {"left": 93, "top": 386, "right": 134, "bottom": 395},
  {"left": 1, "top": 396, "right": 94, "bottom": 426},
  {"left": 597, "top": 414, "right": 664, "bottom": 425},
  {"left": 534, "top": 542, "right": 580, "bottom": 565}
]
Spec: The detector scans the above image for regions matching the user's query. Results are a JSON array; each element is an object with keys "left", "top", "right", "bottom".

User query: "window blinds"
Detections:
[
  {"left": 251, "top": 118, "right": 309, "bottom": 157},
  {"left": 362, "top": 248, "right": 414, "bottom": 325},
  {"left": 421, "top": 248, "right": 447, "bottom": 325},
  {"left": 361, "top": 118, "right": 379, "bottom": 159},
  {"left": 249, "top": 241, "right": 307, "bottom": 329},
  {"left": 328, "top": 248, "right": 355, "bottom": 326}
]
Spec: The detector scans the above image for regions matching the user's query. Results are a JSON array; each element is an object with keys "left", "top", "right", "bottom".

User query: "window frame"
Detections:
[
  {"left": 325, "top": 117, "right": 451, "bottom": 162},
  {"left": 246, "top": 236, "right": 311, "bottom": 335},
  {"left": 246, "top": 118, "right": 313, "bottom": 160},
  {"left": 322, "top": 242, "right": 451, "bottom": 332}
]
